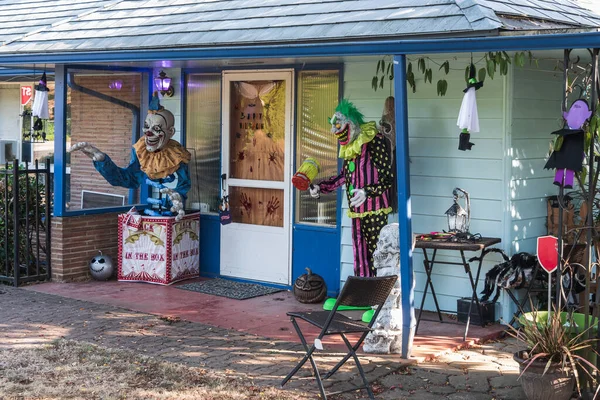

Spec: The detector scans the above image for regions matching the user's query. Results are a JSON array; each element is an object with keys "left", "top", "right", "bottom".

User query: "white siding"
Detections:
[
  {"left": 509, "top": 61, "right": 563, "bottom": 254},
  {"left": 406, "top": 58, "right": 508, "bottom": 317},
  {"left": 341, "top": 57, "right": 511, "bottom": 320}
]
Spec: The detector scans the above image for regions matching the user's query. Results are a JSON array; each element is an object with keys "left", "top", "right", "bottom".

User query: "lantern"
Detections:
[
  {"left": 154, "top": 70, "right": 174, "bottom": 97},
  {"left": 445, "top": 187, "right": 470, "bottom": 233},
  {"left": 108, "top": 80, "right": 123, "bottom": 90},
  {"left": 293, "top": 268, "right": 327, "bottom": 304}
]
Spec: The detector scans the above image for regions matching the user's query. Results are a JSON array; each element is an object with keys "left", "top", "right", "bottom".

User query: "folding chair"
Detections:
[{"left": 280, "top": 275, "right": 398, "bottom": 399}]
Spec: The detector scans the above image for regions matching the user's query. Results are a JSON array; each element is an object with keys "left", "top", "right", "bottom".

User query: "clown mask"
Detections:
[
  {"left": 143, "top": 109, "right": 175, "bottom": 152},
  {"left": 330, "top": 111, "right": 360, "bottom": 146}
]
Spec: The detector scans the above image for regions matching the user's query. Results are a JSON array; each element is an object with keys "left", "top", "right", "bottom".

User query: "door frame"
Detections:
[{"left": 220, "top": 69, "right": 295, "bottom": 285}]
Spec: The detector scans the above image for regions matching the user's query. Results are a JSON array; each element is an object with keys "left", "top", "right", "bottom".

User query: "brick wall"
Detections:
[
  {"left": 68, "top": 74, "right": 141, "bottom": 210},
  {"left": 51, "top": 212, "right": 120, "bottom": 281}
]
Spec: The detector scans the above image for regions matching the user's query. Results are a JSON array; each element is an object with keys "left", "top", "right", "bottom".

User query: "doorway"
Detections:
[{"left": 220, "top": 70, "right": 294, "bottom": 284}]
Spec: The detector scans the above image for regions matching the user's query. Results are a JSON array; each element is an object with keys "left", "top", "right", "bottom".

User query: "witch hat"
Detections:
[
  {"left": 463, "top": 64, "right": 483, "bottom": 93},
  {"left": 35, "top": 72, "right": 49, "bottom": 92}
]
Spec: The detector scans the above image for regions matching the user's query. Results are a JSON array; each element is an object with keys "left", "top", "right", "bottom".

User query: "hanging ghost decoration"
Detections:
[
  {"left": 457, "top": 64, "right": 483, "bottom": 151},
  {"left": 32, "top": 72, "right": 50, "bottom": 120}
]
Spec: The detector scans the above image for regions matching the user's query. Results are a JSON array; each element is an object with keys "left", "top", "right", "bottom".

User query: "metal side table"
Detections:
[{"left": 414, "top": 236, "right": 501, "bottom": 340}]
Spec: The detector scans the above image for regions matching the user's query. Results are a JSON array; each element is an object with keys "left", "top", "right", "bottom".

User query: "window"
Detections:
[
  {"left": 65, "top": 70, "right": 142, "bottom": 211},
  {"left": 295, "top": 70, "right": 340, "bottom": 226},
  {"left": 185, "top": 74, "right": 222, "bottom": 214}
]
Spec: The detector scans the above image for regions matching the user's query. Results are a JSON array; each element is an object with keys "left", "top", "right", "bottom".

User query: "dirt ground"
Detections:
[{"left": 0, "top": 339, "right": 321, "bottom": 400}]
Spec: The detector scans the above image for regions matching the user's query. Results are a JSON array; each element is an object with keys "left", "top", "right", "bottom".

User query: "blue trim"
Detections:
[
  {"left": 293, "top": 224, "right": 337, "bottom": 233},
  {"left": 199, "top": 213, "right": 221, "bottom": 277},
  {"left": 58, "top": 205, "right": 148, "bottom": 217},
  {"left": 2, "top": 32, "right": 600, "bottom": 65},
  {"left": 139, "top": 73, "right": 150, "bottom": 203},
  {"left": 183, "top": 63, "right": 344, "bottom": 75},
  {"left": 0, "top": 69, "right": 54, "bottom": 76},
  {"left": 180, "top": 71, "right": 186, "bottom": 147},
  {"left": 336, "top": 64, "right": 344, "bottom": 276},
  {"left": 394, "top": 55, "right": 414, "bottom": 360},
  {"left": 53, "top": 65, "right": 67, "bottom": 217},
  {"left": 67, "top": 64, "right": 152, "bottom": 73},
  {"left": 291, "top": 68, "right": 343, "bottom": 297}
]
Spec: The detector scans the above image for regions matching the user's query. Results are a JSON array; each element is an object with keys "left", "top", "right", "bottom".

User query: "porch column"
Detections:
[
  {"left": 53, "top": 64, "right": 67, "bottom": 216},
  {"left": 393, "top": 54, "right": 415, "bottom": 359}
]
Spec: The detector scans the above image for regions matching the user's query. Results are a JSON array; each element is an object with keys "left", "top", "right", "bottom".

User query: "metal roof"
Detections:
[{"left": 0, "top": 0, "right": 597, "bottom": 54}]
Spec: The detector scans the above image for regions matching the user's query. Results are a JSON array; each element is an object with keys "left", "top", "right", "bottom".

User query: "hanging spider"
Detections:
[
  {"left": 268, "top": 150, "right": 278, "bottom": 166},
  {"left": 238, "top": 150, "right": 245, "bottom": 161}
]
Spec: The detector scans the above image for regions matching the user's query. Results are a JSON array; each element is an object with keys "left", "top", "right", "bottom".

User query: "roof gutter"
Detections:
[{"left": 0, "top": 30, "right": 599, "bottom": 65}]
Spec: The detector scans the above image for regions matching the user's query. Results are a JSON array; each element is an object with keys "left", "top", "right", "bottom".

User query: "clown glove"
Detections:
[
  {"left": 160, "top": 188, "right": 185, "bottom": 221},
  {"left": 349, "top": 188, "right": 367, "bottom": 208},
  {"left": 309, "top": 184, "right": 321, "bottom": 199},
  {"left": 68, "top": 142, "right": 106, "bottom": 162}
]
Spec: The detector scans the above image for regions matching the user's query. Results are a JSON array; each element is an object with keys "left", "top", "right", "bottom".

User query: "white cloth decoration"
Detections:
[
  {"left": 457, "top": 87, "right": 479, "bottom": 133},
  {"left": 236, "top": 82, "right": 276, "bottom": 106},
  {"left": 32, "top": 90, "right": 49, "bottom": 119}
]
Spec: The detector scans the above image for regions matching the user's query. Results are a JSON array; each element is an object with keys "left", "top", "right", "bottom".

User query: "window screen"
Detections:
[
  {"left": 185, "top": 74, "right": 222, "bottom": 214},
  {"left": 295, "top": 70, "right": 340, "bottom": 226}
]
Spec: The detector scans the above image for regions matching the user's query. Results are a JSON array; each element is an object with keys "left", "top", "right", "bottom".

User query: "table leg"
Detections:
[
  {"left": 462, "top": 250, "right": 486, "bottom": 340},
  {"left": 416, "top": 249, "right": 443, "bottom": 334}
]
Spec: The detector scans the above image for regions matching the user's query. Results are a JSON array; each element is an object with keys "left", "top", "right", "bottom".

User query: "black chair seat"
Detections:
[{"left": 287, "top": 311, "right": 371, "bottom": 334}]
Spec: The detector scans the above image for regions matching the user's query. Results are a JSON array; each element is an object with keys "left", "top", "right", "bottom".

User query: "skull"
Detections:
[
  {"left": 89, "top": 251, "right": 114, "bottom": 281},
  {"left": 143, "top": 109, "right": 176, "bottom": 152}
]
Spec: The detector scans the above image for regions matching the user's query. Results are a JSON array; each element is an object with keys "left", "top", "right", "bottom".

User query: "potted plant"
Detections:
[{"left": 508, "top": 309, "right": 600, "bottom": 400}]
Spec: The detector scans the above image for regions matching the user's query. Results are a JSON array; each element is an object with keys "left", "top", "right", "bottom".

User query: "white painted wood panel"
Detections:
[{"left": 510, "top": 61, "right": 563, "bottom": 259}]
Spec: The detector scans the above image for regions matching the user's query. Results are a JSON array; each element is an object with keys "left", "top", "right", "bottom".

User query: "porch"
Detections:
[{"left": 24, "top": 278, "right": 506, "bottom": 361}]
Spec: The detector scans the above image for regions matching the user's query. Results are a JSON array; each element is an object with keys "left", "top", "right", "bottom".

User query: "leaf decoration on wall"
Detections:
[
  {"left": 440, "top": 61, "right": 450, "bottom": 75},
  {"left": 478, "top": 68, "right": 486, "bottom": 83},
  {"left": 436, "top": 79, "right": 448, "bottom": 96},
  {"left": 372, "top": 51, "right": 535, "bottom": 94},
  {"left": 418, "top": 58, "right": 426, "bottom": 74}
]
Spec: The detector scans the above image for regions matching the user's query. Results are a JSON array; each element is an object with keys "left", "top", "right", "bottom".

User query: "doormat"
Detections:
[{"left": 176, "top": 278, "right": 283, "bottom": 300}]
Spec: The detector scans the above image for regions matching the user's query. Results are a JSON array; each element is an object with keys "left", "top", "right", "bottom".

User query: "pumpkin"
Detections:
[{"left": 293, "top": 268, "right": 327, "bottom": 304}]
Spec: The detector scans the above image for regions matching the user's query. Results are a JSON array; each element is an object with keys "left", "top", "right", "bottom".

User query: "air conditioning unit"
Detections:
[
  {"left": 81, "top": 190, "right": 125, "bottom": 209},
  {"left": 0, "top": 140, "right": 18, "bottom": 164}
]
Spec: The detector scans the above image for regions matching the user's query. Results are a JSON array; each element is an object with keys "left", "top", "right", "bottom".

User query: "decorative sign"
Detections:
[
  {"left": 117, "top": 213, "right": 200, "bottom": 285},
  {"left": 537, "top": 235, "right": 559, "bottom": 273},
  {"left": 21, "top": 86, "right": 32, "bottom": 106}
]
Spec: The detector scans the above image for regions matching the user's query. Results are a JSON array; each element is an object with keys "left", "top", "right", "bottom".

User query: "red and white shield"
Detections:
[
  {"left": 21, "top": 86, "right": 32, "bottom": 106},
  {"left": 537, "top": 235, "right": 559, "bottom": 274}
]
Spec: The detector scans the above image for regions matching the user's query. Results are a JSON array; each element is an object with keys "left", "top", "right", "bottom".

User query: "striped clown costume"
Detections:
[{"left": 311, "top": 100, "right": 393, "bottom": 277}]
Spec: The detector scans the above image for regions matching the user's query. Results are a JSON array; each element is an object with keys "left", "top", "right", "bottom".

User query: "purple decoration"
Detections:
[{"left": 564, "top": 99, "right": 592, "bottom": 129}]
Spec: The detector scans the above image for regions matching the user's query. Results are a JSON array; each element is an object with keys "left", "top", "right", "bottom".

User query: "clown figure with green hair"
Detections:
[{"left": 310, "top": 100, "right": 394, "bottom": 277}]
